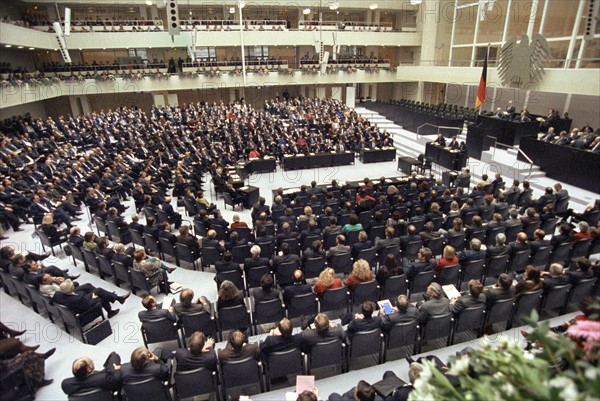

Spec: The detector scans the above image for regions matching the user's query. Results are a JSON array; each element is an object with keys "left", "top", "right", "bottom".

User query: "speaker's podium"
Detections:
[
  {"left": 397, "top": 156, "right": 420, "bottom": 175},
  {"left": 442, "top": 170, "right": 459, "bottom": 187}
]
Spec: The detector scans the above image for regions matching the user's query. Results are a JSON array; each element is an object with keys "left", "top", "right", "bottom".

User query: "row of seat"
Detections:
[
  {"left": 127, "top": 275, "right": 597, "bottom": 401},
  {"left": 0, "top": 270, "right": 106, "bottom": 343}
]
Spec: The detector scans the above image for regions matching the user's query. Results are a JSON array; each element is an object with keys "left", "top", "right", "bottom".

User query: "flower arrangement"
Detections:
[
  {"left": 409, "top": 308, "right": 600, "bottom": 401},
  {"left": 182, "top": 71, "right": 200, "bottom": 78},
  {"left": 124, "top": 71, "right": 144, "bottom": 81},
  {"left": 151, "top": 72, "right": 170, "bottom": 80},
  {"left": 95, "top": 73, "right": 116, "bottom": 82}
]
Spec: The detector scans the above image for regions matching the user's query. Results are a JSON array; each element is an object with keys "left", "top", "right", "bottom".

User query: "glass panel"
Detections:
[
  {"left": 454, "top": 3, "right": 478, "bottom": 45},
  {"left": 581, "top": 37, "right": 600, "bottom": 67},
  {"left": 451, "top": 47, "right": 473, "bottom": 66},
  {"left": 544, "top": 0, "right": 580, "bottom": 38},
  {"left": 478, "top": 0, "right": 508, "bottom": 44},
  {"left": 532, "top": 0, "right": 545, "bottom": 34},
  {"left": 507, "top": 0, "right": 533, "bottom": 38},
  {"left": 547, "top": 39, "right": 570, "bottom": 67}
]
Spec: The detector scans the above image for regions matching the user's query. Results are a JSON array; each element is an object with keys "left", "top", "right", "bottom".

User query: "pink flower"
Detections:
[{"left": 567, "top": 320, "right": 600, "bottom": 342}]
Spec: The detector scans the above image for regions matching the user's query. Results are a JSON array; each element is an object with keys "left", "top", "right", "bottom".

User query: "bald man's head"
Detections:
[{"left": 72, "top": 356, "right": 94, "bottom": 380}]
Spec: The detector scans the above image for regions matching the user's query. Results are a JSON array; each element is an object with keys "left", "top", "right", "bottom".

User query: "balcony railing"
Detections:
[{"left": 298, "top": 20, "right": 398, "bottom": 32}]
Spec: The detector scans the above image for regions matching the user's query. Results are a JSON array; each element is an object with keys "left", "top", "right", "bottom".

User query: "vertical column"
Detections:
[
  {"left": 139, "top": 6, "right": 148, "bottom": 20},
  {"left": 366, "top": 10, "right": 372, "bottom": 24},
  {"left": 346, "top": 85, "right": 356, "bottom": 109},
  {"left": 153, "top": 92, "right": 166, "bottom": 107},
  {"left": 150, "top": 5, "right": 159, "bottom": 21},
  {"left": 417, "top": 1, "right": 440, "bottom": 102},
  {"left": 230, "top": 88, "right": 237, "bottom": 102},
  {"left": 331, "top": 86, "right": 343, "bottom": 101},
  {"left": 167, "top": 93, "right": 178, "bottom": 106},
  {"left": 370, "top": 84, "right": 377, "bottom": 101},
  {"left": 316, "top": 87, "right": 326, "bottom": 99}
]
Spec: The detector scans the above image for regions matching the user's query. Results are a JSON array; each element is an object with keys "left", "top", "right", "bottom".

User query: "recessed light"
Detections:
[
  {"left": 145, "top": 0, "right": 152, "bottom": 5},
  {"left": 5, "top": 44, "right": 12, "bottom": 48},
  {"left": 29, "top": 47, "right": 35, "bottom": 50},
  {"left": 17, "top": 46, "right": 23, "bottom": 49},
  {"left": 303, "top": 8, "right": 311, "bottom": 15},
  {"left": 369, "top": 3, "right": 378, "bottom": 10}
]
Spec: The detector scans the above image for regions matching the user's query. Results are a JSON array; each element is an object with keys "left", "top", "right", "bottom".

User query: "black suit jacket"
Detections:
[
  {"left": 121, "top": 360, "right": 169, "bottom": 382},
  {"left": 174, "top": 348, "right": 217, "bottom": 372},
  {"left": 260, "top": 334, "right": 303, "bottom": 357},
  {"left": 53, "top": 292, "right": 98, "bottom": 314},
  {"left": 381, "top": 305, "right": 418, "bottom": 331},
  {"left": 61, "top": 353, "right": 122, "bottom": 395}
]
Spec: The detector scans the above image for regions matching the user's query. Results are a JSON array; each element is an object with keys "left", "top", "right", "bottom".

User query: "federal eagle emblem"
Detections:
[{"left": 498, "top": 33, "right": 551, "bottom": 89}]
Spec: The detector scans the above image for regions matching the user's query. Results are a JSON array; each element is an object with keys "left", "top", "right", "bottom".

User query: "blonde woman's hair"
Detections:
[
  {"left": 442, "top": 245, "right": 456, "bottom": 260},
  {"left": 42, "top": 213, "right": 54, "bottom": 225},
  {"left": 318, "top": 267, "right": 336, "bottom": 287},
  {"left": 351, "top": 259, "right": 372, "bottom": 281}
]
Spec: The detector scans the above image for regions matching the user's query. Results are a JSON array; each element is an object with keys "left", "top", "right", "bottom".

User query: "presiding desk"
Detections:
[
  {"left": 425, "top": 142, "right": 467, "bottom": 170},
  {"left": 237, "top": 157, "right": 277, "bottom": 179},
  {"left": 476, "top": 115, "right": 539, "bottom": 146},
  {"left": 359, "top": 147, "right": 396, "bottom": 163},
  {"left": 282, "top": 152, "right": 354, "bottom": 170}
]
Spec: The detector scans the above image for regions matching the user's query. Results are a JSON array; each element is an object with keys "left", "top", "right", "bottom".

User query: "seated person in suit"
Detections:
[
  {"left": 326, "top": 234, "right": 351, "bottom": 261},
  {"left": 244, "top": 244, "right": 271, "bottom": 273},
  {"left": 458, "top": 239, "right": 485, "bottom": 267},
  {"left": 52, "top": 279, "right": 128, "bottom": 319},
  {"left": 483, "top": 273, "right": 516, "bottom": 306},
  {"left": 381, "top": 295, "right": 418, "bottom": 332},
  {"left": 432, "top": 133, "right": 446, "bottom": 146},
  {"left": 217, "top": 330, "right": 260, "bottom": 362},
  {"left": 328, "top": 380, "right": 381, "bottom": 401},
  {"left": 62, "top": 352, "right": 122, "bottom": 396},
  {"left": 260, "top": 318, "right": 303, "bottom": 358},
  {"left": 161, "top": 196, "right": 182, "bottom": 229},
  {"left": 251, "top": 273, "right": 281, "bottom": 303},
  {"left": 540, "top": 263, "right": 571, "bottom": 292},
  {"left": 566, "top": 257, "right": 594, "bottom": 284},
  {"left": 39, "top": 213, "right": 68, "bottom": 242},
  {"left": 301, "top": 312, "right": 346, "bottom": 353},
  {"left": 172, "top": 288, "right": 210, "bottom": 317},
  {"left": 375, "top": 226, "right": 401, "bottom": 254},
  {"left": 216, "top": 280, "right": 245, "bottom": 310},
  {"left": 450, "top": 279, "right": 487, "bottom": 314},
  {"left": 176, "top": 225, "right": 201, "bottom": 255},
  {"left": 344, "top": 301, "right": 382, "bottom": 341},
  {"left": 514, "top": 265, "right": 543, "bottom": 296},
  {"left": 68, "top": 226, "right": 84, "bottom": 248},
  {"left": 273, "top": 242, "right": 302, "bottom": 273},
  {"left": 138, "top": 294, "right": 177, "bottom": 323},
  {"left": 352, "top": 231, "right": 374, "bottom": 259},
  {"left": 486, "top": 233, "right": 510, "bottom": 259},
  {"left": 215, "top": 251, "right": 240, "bottom": 273},
  {"left": 283, "top": 269, "right": 313, "bottom": 305},
  {"left": 416, "top": 283, "right": 450, "bottom": 324},
  {"left": 402, "top": 247, "right": 436, "bottom": 281},
  {"left": 121, "top": 346, "right": 172, "bottom": 382},
  {"left": 174, "top": 331, "right": 217, "bottom": 372}
]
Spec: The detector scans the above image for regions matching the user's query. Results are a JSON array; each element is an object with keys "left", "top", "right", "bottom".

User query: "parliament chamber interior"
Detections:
[{"left": 0, "top": 0, "right": 599, "bottom": 400}]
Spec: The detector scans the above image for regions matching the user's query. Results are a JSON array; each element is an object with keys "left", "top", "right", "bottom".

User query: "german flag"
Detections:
[{"left": 475, "top": 50, "right": 488, "bottom": 110}]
